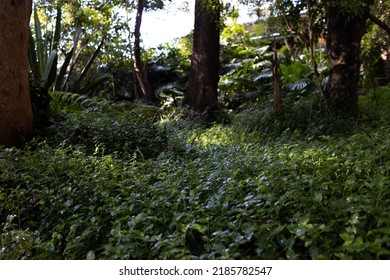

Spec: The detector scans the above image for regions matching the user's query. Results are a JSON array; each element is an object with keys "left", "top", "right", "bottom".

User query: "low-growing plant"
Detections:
[
  {"left": 44, "top": 100, "right": 167, "bottom": 158},
  {"left": 1, "top": 95, "right": 389, "bottom": 260}
]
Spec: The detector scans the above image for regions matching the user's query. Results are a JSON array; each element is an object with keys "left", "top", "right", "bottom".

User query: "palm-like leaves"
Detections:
[{"left": 28, "top": 5, "right": 112, "bottom": 95}]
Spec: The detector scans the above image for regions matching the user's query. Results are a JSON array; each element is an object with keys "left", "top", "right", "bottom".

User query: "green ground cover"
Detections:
[{"left": 1, "top": 92, "right": 390, "bottom": 259}]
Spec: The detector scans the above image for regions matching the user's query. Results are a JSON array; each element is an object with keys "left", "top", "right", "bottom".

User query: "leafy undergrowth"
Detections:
[{"left": 1, "top": 96, "right": 390, "bottom": 260}]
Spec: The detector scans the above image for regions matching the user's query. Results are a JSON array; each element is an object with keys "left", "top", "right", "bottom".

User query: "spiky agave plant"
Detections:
[{"left": 28, "top": 4, "right": 112, "bottom": 123}]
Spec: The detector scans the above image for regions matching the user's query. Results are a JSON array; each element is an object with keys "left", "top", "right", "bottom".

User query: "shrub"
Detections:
[{"left": 40, "top": 100, "right": 167, "bottom": 159}]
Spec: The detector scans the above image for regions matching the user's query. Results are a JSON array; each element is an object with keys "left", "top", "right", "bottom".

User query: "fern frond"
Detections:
[{"left": 51, "top": 91, "right": 97, "bottom": 107}]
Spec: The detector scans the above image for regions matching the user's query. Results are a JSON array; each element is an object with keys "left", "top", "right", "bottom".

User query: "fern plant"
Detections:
[{"left": 51, "top": 91, "right": 98, "bottom": 108}]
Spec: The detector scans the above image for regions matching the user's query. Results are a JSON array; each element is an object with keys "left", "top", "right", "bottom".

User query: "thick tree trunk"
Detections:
[
  {"left": 325, "top": 7, "right": 369, "bottom": 115},
  {"left": 133, "top": 0, "right": 155, "bottom": 103},
  {"left": 0, "top": 0, "right": 33, "bottom": 147},
  {"left": 184, "top": 0, "right": 220, "bottom": 113}
]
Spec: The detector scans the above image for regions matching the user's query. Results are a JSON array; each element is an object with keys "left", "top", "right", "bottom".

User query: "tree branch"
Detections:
[{"left": 368, "top": 13, "right": 390, "bottom": 36}]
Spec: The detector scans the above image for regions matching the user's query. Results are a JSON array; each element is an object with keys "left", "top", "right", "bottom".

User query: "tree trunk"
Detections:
[
  {"left": 306, "top": 0, "right": 325, "bottom": 99},
  {"left": 184, "top": 0, "right": 220, "bottom": 113},
  {"left": 0, "top": 0, "right": 33, "bottom": 147},
  {"left": 272, "top": 42, "right": 281, "bottom": 115},
  {"left": 325, "top": 7, "right": 369, "bottom": 115},
  {"left": 133, "top": 0, "right": 155, "bottom": 103}
]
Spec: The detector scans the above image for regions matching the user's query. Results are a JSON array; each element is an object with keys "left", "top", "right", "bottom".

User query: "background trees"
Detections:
[
  {"left": 247, "top": 0, "right": 387, "bottom": 115},
  {"left": 1, "top": 0, "right": 389, "bottom": 148},
  {"left": 0, "top": 0, "right": 34, "bottom": 147}
]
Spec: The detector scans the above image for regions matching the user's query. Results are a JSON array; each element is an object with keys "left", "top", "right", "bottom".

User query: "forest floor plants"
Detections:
[{"left": 0, "top": 91, "right": 389, "bottom": 259}]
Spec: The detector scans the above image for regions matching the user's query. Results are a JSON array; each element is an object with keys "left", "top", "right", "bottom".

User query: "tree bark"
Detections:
[
  {"left": 0, "top": 0, "right": 33, "bottom": 147},
  {"left": 306, "top": 0, "right": 325, "bottom": 100},
  {"left": 184, "top": 0, "right": 220, "bottom": 113},
  {"left": 133, "top": 0, "right": 155, "bottom": 102},
  {"left": 325, "top": 7, "right": 369, "bottom": 115},
  {"left": 272, "top": 42, "right": 281, "bottom": 115}
]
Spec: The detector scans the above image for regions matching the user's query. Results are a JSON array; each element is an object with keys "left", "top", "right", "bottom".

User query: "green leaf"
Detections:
[
  {"left": 33, "top": 5, "right": 45, "bottom": 78},
  {"left": 79, "top": 73, "right": 113, "bottom": 95},
  {"left": 339, "top": 233, "right": 354, "bottom": 246},
  {"left": 56, "top": 28, "right": 82, "bottom": 91},
  {"left": 56, "top": 47, "right": 74, "bottom": 91},
  {"left": 41, "top": 50, "right": 58, "bottom": 90},
  {"left": 313, "top": 192, "right": 322, "bottom": 202},
  {"left": 376, "top": 228, "right": 390, "bottom": 235},
  {"left": 51, "top": 6, "right": 62, "bottom": 52},
  {"left": 72, "top": 35, "right": 107, "bottom": 92},
  {"left": 28, "top": 28, "right": 40, "bottom": 81}
]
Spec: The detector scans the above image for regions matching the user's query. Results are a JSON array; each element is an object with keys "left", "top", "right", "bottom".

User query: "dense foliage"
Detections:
[
  {"left": 1, "top": 0, "right": 389, "bottom": 261},
  {"left": 1, "top": 88, "right": 389, "bottom": 259}
]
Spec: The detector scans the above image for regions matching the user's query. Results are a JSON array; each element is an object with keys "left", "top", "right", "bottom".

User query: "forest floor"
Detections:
[{"left": 1, "top": 90, "right": 390, "bottom": 259}]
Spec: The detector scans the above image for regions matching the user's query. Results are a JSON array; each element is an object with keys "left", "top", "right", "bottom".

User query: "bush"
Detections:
[
  {"left": 232, "top": 94, "right": 361, "bottom": 139},
  {"left": 40, "top": 100, "right": 167, "bottom": 159}
]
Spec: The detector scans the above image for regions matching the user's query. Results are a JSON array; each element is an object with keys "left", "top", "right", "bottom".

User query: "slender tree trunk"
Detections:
[
  {"left": 133, "top": 0, "right": 155, "bottom": 102},
  {"left": 306, "top": 0, "right": 325, "bottom": 100},
  {"left": 184, "top": 0, "right": 220, "bottom": 113},
  {"left": 0, "top": 0, "right": 33, "bottom": 147},
  {"left": 368, "top": 13, "right": 390, "bottom": 36},
  {"left": 272, "top": 42, "right": 281, "bottom": 115},
  {"left": 325, "top": 7, "right": 369, "bottom": 115}
]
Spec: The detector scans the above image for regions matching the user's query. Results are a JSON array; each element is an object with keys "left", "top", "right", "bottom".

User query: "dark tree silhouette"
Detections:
[
  {"left": 133, "top": 0, "right": 155, "bottom": 103},
  {"left": 184, "top": 0, "right": 221, "bottom": 113},
  {"left": 325, "top": 2, "right": 374, "bottom": 115}
]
